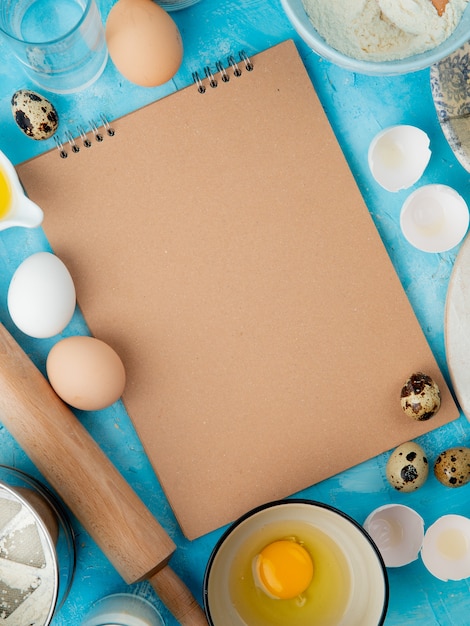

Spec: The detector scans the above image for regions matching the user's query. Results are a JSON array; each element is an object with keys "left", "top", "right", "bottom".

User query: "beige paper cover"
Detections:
[{"left": 17, "top": 40, "right": 459, "bottom": 540}]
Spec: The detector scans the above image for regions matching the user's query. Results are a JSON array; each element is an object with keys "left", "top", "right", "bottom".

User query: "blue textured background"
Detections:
[{"left": 1, "top": 1, "right": 470, "bottom": 624}]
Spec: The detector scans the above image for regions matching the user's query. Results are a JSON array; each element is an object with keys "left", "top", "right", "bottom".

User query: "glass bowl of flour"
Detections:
[{"left": 281, "top": 0, "right": 470, "bottom": 75}]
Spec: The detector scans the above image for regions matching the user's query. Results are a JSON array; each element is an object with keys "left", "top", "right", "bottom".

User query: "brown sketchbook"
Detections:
[{"left": 17, "top": 40, "right": 459, "bottom": 540}]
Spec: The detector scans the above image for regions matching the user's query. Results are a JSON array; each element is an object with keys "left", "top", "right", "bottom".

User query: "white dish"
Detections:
[
  {"left": 445, "top": 234, "right": 470, "bottom": 420},
  {"left": 400, "top": 184, "right": 469, "bottom": 253}
]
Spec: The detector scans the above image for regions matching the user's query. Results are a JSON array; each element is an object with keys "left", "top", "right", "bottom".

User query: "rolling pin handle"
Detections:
[{"left": 149, "top": 566, "right": 208, "bottom": 625}]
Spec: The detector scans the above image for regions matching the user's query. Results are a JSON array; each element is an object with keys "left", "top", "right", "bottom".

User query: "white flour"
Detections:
[
  {"left": 302, "top": 0, "right": 468, "bottom": 61},
  {"left": 0, "top": 491, "right": 56, "bottom": 626}
]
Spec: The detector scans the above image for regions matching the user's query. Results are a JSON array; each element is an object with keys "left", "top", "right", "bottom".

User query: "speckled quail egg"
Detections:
[
  {"left": 434, "top": 447, "right": 470, "bottom": 488},
  {"left": 400, "top": 372, "right": 441, "bottom": 421},
  {"left": 11, "top": 89, "right": 59, "bottom": 140},
  {"left": 386, "top": 441, "right": 429, "bottom": 492}
]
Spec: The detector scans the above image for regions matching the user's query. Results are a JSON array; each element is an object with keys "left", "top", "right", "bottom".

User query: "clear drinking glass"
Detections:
[
  {"left": 0, "top": 0, "right": 108, "bottom": 93},
  {"left": 81, "top": 593, "right": 165, "bottom": 626}
]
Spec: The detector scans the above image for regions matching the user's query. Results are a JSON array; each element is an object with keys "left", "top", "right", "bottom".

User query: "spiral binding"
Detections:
[
  {"left": 53, "top": 115, "right": 115, "bottom": 159},
  {"left": 53, "top": 52, "right": 253, "bottom": 157},
  {"left": 192, "top": 50, "right": 253, "bottom": 94}
]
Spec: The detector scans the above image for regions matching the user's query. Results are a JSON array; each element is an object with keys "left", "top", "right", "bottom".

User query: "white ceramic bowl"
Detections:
[
  {"left": 203, "top": 499, "right": 388, "bottom": 626},
  {"left": 281, "top": 0, "right": 470, "bottom": 75},
  {"left": 400, "top": 184, "right": 469, "bottom": 253}
]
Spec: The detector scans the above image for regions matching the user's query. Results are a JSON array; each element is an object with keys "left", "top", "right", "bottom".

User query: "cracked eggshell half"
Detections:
[
  {"left": 421, "top": 514, "right": 470, "bottom": 581},
  {"left": 400, "top": 184, "right": 469, "bottom": 253},
  {"left": 368, "top": 125, "right": 431, "bottom": 192},
  {"left": 364, "top": 504, "right": 424, "bottom": 568}
]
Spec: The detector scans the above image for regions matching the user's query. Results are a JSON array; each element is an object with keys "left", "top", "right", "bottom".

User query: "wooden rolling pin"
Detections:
[{"left": 0, "top": 323, "right": 207, "bottom": 625}]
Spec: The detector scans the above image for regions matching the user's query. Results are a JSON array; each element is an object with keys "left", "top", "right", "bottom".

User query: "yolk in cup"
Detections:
[
  {"left": 253, "top": 539, "right": 314, "bottom": 600},
  {"left": 0, "top": 168, "right": 12, "bottom": 219}
]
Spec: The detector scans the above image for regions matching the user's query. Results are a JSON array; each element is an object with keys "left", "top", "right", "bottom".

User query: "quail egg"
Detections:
[
  {"left": 434, "top": 446, "right": 470, "bottom": 488},
  {"left": 11, "top": 89, "right": 59, "bottom": 140},
  {"left": 386, "top": 441, "right": 429, "bottom": 492},
  {"left": 400, "top": 372, "right": 441, "bottom": 421}
]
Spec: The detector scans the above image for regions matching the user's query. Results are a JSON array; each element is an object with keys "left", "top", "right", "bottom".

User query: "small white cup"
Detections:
[{"left": 0, "top": 149, "right": 43, "bottom": 231}]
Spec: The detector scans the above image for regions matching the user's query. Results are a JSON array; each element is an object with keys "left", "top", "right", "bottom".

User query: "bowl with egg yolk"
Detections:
[{"left": 203, "top": 499, "right": 388, "bottom": 626}]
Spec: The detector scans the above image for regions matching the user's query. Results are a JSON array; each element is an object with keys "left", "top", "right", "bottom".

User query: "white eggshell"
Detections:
[
  {"left": 364, "top": 504, "right": 424, "bottom": 567},
  {"left": 368, "top": 125, "right": 431, "bottom": 192},
  {"left": 8, "top": 252, "right": 76, "bottom": 338},
  {"left": 400, "top": 184, "right": 469, "bottom": 253},
  {"left": 421, "top": 514, "right": 470, "bottom": 581}
]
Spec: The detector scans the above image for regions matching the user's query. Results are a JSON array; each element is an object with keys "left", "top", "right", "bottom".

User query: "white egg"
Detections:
[
  {"left": 8, "top": 252, "right": 76, "bottom": 338},
  {"left": 368, "top": 125, "right": 431, "bottom": 192},
  {"left": 421, "top": 514, "right": 470, "bottom": 581},
  {"left": 363, "top": 504, "right": 424, "bottom": 567},
  {"left": 400, "top": 184, "right": 469, "bottom": 253}
]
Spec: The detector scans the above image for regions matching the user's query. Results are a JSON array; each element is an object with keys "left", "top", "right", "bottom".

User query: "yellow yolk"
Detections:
[
  {"left": 0, "top": 168, "right": 12, "bottom": 220},
  {"left": 254, "top": 539, "right": 314, "bottom": 600}
]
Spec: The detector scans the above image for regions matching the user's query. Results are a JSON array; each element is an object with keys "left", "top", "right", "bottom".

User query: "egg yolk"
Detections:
[
  {"left": 0, "top": 168, "right": 11, "bottom": 220},
  {"left": 254, "top": 539, "right": 314, "bottom": 600}
]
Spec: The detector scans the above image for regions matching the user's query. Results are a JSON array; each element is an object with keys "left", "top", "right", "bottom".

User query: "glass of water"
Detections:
[{"left": 0, "top": 0, "right": 108, "bottom": 93}]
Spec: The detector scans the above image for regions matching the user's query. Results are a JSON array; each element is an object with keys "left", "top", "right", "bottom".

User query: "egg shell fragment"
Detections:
[
  {"left": 368, "top": 125, "right": 431, "bottom": 192},
  {"left": 11, "top": 90, "right": 59, "bottom": 140},
  {"left": 386, "top": 441, "right": 429, "bottom": 492},
  {"left": 400, "top": 372, "right": 441, "bottom": 421},
  {"left": 7, "top": 252, "right": 76, "bottom": 339},
  {"left": 421, "top": 514, "right": 470, "bottom": 581},
  {"left": 434, "top": 446, "right": 470, "bottom": 488}
]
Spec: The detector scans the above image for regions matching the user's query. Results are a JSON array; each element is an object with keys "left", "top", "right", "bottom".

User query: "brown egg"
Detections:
[
  {"left": 105, "top": 0, "right": 183, "bottom": 87},
  {"left": 46, "top": 335, "right": 126, "bottom": 411},
  {"left": 434, "top": 447, "right": 470, "bottom": 488},
  {"left": 400, "top": 372, "right": 441, "bottom": 421}
]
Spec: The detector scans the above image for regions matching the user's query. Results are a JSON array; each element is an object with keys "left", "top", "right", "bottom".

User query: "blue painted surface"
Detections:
[{"left": 0, "top": 1, "right": 469, "bottom": 624}]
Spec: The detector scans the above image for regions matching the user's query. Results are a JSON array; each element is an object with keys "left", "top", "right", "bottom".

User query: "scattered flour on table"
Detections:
[{"left": 302, "top": 0, "right": 469, "bottom": 61}]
